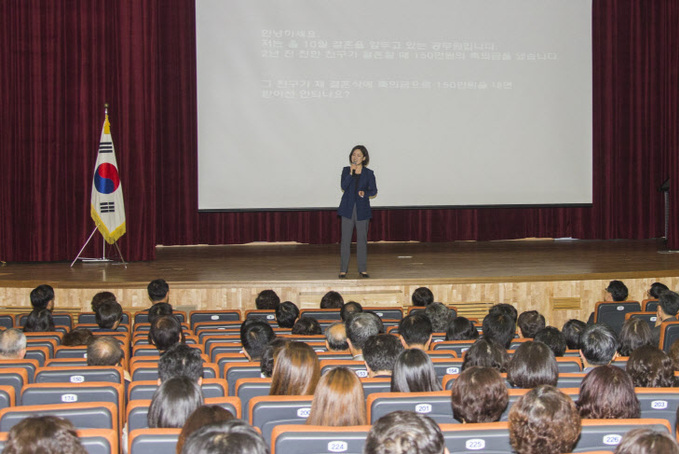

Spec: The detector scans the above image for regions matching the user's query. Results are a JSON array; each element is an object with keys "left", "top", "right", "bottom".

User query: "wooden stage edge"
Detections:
[{"left": 2, "top": 239, "right": 679, "bottom": 328}]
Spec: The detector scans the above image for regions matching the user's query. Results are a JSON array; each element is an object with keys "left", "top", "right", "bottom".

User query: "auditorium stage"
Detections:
[{"left": 1, "top": 239, "right": 679, "bottom": 327}]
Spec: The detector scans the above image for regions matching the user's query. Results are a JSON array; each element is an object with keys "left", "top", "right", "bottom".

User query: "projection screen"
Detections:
[{"left": 196, "top": 0, "right": 592, "bottom": 211}]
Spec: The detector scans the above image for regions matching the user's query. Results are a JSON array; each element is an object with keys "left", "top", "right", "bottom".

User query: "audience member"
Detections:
[
  {"left": 445, "top": 316, "right": 479, "bottom": 341},
  {"left": 461, "top": 338, "right": 509, "bottom": 373},
  {"left": 482, "top": 310, "right": 515, "bottom": 349},
  {"left": 306, "top": 366, "right": 367, "bottom": 426},
  {"left": 275, "top": 301, "right": 299, "bottom": 328},
  {"left": 618, "top": 317, "right": 653, "bottom": 356},
  {"left": 23, "top": 308, "right": 55, "bottom": 332},
  {"left": 669, "top": 338, "right": 679, "bottom": 371},
  {"left": 411, "top": 287, "right": 434, "bottom": 307},
  {"left": 149, "top": 314, "right": 184, "bottom": 352},
  {"left": 363, "top": 334, "right": 404, "bottom": 378},
  {"left": 269, "top": 341, "right": 320, "bottom": 395},
  {"left": 626, "top": 345, "right": 676, "bottom": 387},
  {"left": 94, "top": 300, "right": 123, "bottom": 331},
  {"left": 87, "top": 336, "right": 124, "bottom": 367},
  {"left": 398, "top": 314, "right": 433, "bottom": 350},
  {"left": 147, "top": 278, "right": 170, "bottom": 304},
  {"left": 0, "top": 328, "right": 26, "bottom": 360},
  {"left": 158, "top": 342, "right": 204, "bottom": 383},
  {"left": 3, "top": 416, "right": 87, "bottom": 454},
  {"left": 606, "top": 280, "right": 629, "bottom": 301},
  {"left": 176, "top": 405, "right": 235, "bottom": 454},
  {"left": 562, "top": 319, "right": 587, "bottom": 350},
  {"left": 576, "top": 365, "right": 640, "bottom": 419},
  {"left": 346, "top": 312, "right": 381, "bottom": 361},
  {"left": 30, "top": 284, "right": 54, "bottom": 311},
  {"left": 534, "top": 326, "right": 567, "bottom": 357},
  {"left": 62, "top": 328, "right": 94, "bottom": 346},
  {"left": 148, "top": 376, "right": 204, "bottom": 428},
  {"left": 391, "top": 348, "right": 442, "bottom": 393},
  {"left": 291, "top": 316, "right": 322, "bottom": 335},
  {"left": 652, "top": 290, "right": 679, "bottom": 345},
  {"left": 148, "top": 302, "right": 173, "bottom": 324},
  {"left": 579, "top": 323, "right": 619, "bottom": 371},
  {"left": 90, "top": 291, "right": 117, "bottom": 312},
  {"left": 240, "top": 320, "right": 276, "bottom": 361},
  {"left": 647, "top": 282, "right": 670, "bottom": 300},
  {"left": 507, "top": 340, "right": 558, "bottom": 388},
  {"left": 424, "top": 302, "right": 452, "bottom": 332},
  {"left": 451, "top": 366, "right": 508, "bottom": 423},
  {"left": 255, "top": 289, "right": 280, "bottom": 310},
  {"left": 363, "top": 310, "right": 386, "bottom": 333},
  {"left": 508, "top": 385, "right": 581, "bottom": 454},
  {"left": 325, "top": 322, "right": 349, "bottom": 351},
  {"left": 260, "top": 338, "right": 288, "bottom": 378},
  {"left": 320, "top": 290, "right": 344, "bottom": 309},
  {"left": 614, "top": 427, "right": 679, "bottom": 454},
  {"left": 488, "top": 303, "right": 518, "bottom": 324},
  {"left": 340, "top": 301, "right": 363, "bottom": 321},
  {"left": 364, "top": 411, "right": 449, "bottom": 454},
  {"left": 180, "top": 420, "right": 269, "bottom": 454},
  {"left": 517, "top": 310, "right": 545, "bottom": 339}
]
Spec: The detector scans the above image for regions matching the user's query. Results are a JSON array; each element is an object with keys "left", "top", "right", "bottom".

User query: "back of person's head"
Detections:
[
  {"left": 291, "top": 316, "right": 322, "bottom": 335},
  {"left": 269, "top": 341, "right": 320, "bottom": 395},
  {"left": 391, "top": 348, "right": 442, "bottom": 393},
  {"left": 180, "top": 420, "right": 269, "bottom": 454},
  {"left": 95, "top": 300, "right": 123, "bottom": 329},
  {"left": 260, "top": 339, "right": 288, "bottom": 378},
  {"left": 0, "top": 328, "right": 27, "bottom": 359},
  {"left": 340, "top": 301, "right": 363, "bottom": 321},
  {"left": 669, "top": 338, "right": 679, "bottom": 372},
  {"left": 275, "top": 301, "right": 299, "bottom": 328},
  {"left": 461, "top": 338, "right": 509, "bottom": 373},
  {"left": 562, "top": 319, "right": 587, "bottom": 350},
  {"left": 363, "top": 310, "right": 386, "bottom": 333},
  {"left": 320, "top": 291, "right": 344, "bottom": 309},
  {"left": 147, "top": 279, "right": 170, "bottom": 303},
  {"left": 148, "top": 376, "right": 204, "bottom": 428},
  {"left": 398, "top": 314, "right": 433, "bottom": 347},
  {"left": 3, "top": 415, "right": 87, "bottom": 454},
  {"left": 482, "top": 311, "right": 515, "bottom": 349},
  {"left": 363, "top": 334, "right": 404, "bottom": 375},
  {"left": 659, "top": 290, "right": 679, "bottom": 317},
  {"left": 533, "top": 326, "right": 567, "bottom": 357},
  {"left": 445, "top": 316, "right": 479, "bottom": 341},
  {"left": 424, "top": 302, "right": 452, "bottom": 332},
  {"left": 618, "top": 317, "right": 653, "bottom": 356},
  {"left": 648, "top": 282, "right": 670, "bottom": 300},
  {"left": 488, "top": 303, "right": 518, "bottom": 323},
  {"left": 62, "top": 328, "right": 94, "bottom": 346},
  {"left": 577, "top": 365, "right": 640, "bottom": 419},
  {"left": 30, "top": 284, "right": 54, "bottom": 311},
  {"left": 517, "top": 310, "right": 546, "bottom": 339},
  {"left": 507, "top": 340, "right": 558, "bottom": 388},
  {"left": 508, "top": 385, "right": 581, "bottom": 454},
  {"left": 255, "top": 289, "right": 280, "bottom": 310},
  {"left": 364, "top": 411, "right": 446, "bottom": 454},
  {"left": 176, "top": 406, "right": 235, "bottom": 454},
  {"left": 148, "top": 302, "right": 173, "bottom": 324},
  {"left": 87, "top": 336, "right": 124, "bottom": 366},
  {"left": 240, "top": 320, "right": 275, "bottom": 360},
  {"left": 626, "top": 345, "right": 675, "bottom": 388},
  {"left": 579, "top": 323, "right": 619, "bottom": 366},
  {"left": 306, "top": 366, "right": 366, "bottom": 426},
  {"left": 411, "top": 287, "right": 434, "bottom": 306},
  {"left": 23, "top": 308, "right": 55, "bottom": 332},
  {"left": 159, "top": 343, "right": 204, "bottom": 382},
  {"left": 149, "top": 315, "right": 184, "bottom": 351},
  {"left": 606, "top": 280, "right": 629, "bottom": 301},
  {"left": 90, "top": 291, "right": 117, "bottom": 312},
  {"left": 614, "top": 427, "right": 679, "bottom": 454},
  {"left": 451, "top": 366, "right": 508, "bottom": 423},
  {"left": 325, "top": 322, "right": 349, "bottom": 351},
  {"left": 346, "top": 312, "right": 381, "bottom": 351}
]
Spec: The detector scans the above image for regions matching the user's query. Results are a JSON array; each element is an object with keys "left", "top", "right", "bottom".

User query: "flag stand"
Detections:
[{"left": 70, "top": 226, "right": 127, "bottom": 267}]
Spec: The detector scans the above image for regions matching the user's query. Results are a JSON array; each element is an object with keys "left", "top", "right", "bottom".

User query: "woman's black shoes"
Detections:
[
  {"left": 339, "top": 273, "right": 347, "bottom": 279},
  {"left": 359, "top": 272, "right": 370, "bottom": 278}
]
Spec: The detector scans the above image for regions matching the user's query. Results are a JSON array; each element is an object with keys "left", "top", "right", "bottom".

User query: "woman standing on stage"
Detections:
[{"left": 338, "top": 145, "right": 377, "bottom": 278}]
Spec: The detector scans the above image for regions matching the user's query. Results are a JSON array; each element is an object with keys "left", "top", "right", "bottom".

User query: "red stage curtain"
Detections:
[{"left": 1, "top": 0, "right": 678, "bottom": 262}]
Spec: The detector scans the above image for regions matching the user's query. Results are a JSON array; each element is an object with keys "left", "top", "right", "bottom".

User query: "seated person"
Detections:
[
  {"left": 255, "top": 289, "right": 280, "bottom": 310},
  {"left": 626, "top": 345, "right": 676, "bottom": 387},
  {"left": 269, "top": 341, "right": 320, "bottom": 395},
  {"left": 306, "top": 367, "right": 367, "bottom": 426},
  {"left": 23, "top": 308, "right": 55, "bottom": 332},
  {"left": 398, "top": 314, "right": 433, "bottom": 350},
  {"left": 0, "top": 328, "right": 26, "bottom": 360},
  {"left": 363, "top": 333, "right": 404, "bottom": 378},
  {"left": 451, "top": 366, "right": 508, "bottom": 423},
  {"left": 652, "top": 290, "right": 679, "bottom": 345},
  {"left": 445, "top": 317, "right": 479, "bottom": 341},
  {"left": 291, "top": 316, "right": 322, "bottom": 335},
  {"left": 614, "top": 427, "right": 679, "bottom": 454},
  {"left": 562, "top": 319, "right": 587, "bottom": 350},
  {"left": 534, "top": 326, "right": 567, "bottom": 357},
  {"left": 62, "top": 328, "right": 93, "bottom": 346},
  {"left": 148, "top": 376, "right": 204, "bottom": 428},
  {"left": 180, "top": 420, "right": 268, "bottom": 454},
  {"left": 159, "top": 342, "right": 204, "bottom": 384},
  {"left": 275, "top": 301, "right": 299, "bottom": 328},
  {"left": 87, "top": 336, "right": 131, "bottom": 382},
  {"left": 391, "top": 349, "right": 442, "bottom": 393},
  {"left": 346, "top": 312, "right": 381, "bottom": 361},
  {"left": 94, "top": 300, "right": 123, "bottom": 331},
  {"left": 149, "top": 315, "right": 184, "bottom": 353},
  {"left": 517, "top": 310, "right": 545, "bottom": 339},
  {"left": 461, "top": 338, "right": 509, "bottom": 373},
  {"left": 411, "top": 287, "right": 434, "bottom": 307},
  {"left": 482, "top": 310, "right": 515, "bottom": 349},
  {"left": 617, "top": 317, "right": 653, "bottom": 356},
  {"left": 148, "top": 302, "right": 173, "bottom": 325},
  {"left": 325, "top": 322, "right": 349, "bottom": 352},
  {"left": 340, "top": 301, "right": 363, "bottom": 321},
  {"left": 507, "top": 340, "right": 558, "bottom": 388},
  {"left": 90, "top": 291, "right": 117, "bottom": 312},
  {"left": 176, "top": 406, "right": 235, "bottom": 454},
  {"left": 320, "top": 291, "right": 343, "bottom": 309},
  {"left": 240, "top": 320, "right": 275, "bottom": 361},
  {"left": 147, "top": 278, "right": 170, "bottom": 305},
  {"left": 579, "top": 323, "right": 619, "bottom": 372},
  {"left": 365, "top": 411, "right": 449, "bottom": 454},
  {"left": 647, "top": 282, "right": 670, "bottom": 300},
  {"left": 30, "top": 284, "right": 55, "bottom": 311},
  {"left": 3, "top": 416, "right": 87, "bottom": 454},
  {"left": 424, "top": 302, "right": 452, "bottom": 333},
  {"left": 576, "top": 365, "right": 640, "bottom": 419}
]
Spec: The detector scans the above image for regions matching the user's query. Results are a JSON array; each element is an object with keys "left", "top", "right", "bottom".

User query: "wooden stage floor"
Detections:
[{"left": 1, "top": 239, "right": 678, "bottom": 287}]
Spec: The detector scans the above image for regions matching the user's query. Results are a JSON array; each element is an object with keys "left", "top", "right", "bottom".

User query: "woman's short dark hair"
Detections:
[
  {"left": 148, "top": 376, "right": 205, "bottom": 428},
  {"left": 291, "top": 316, "right": 322, "bottom": 335},
  {"left": 618, "top": 317, "right": 653, "bottom": 357},
  {"left": 614, "top": 427, "right": 679, "bottom": 454},
  {"left": 23, "top": 308, "right": 55, "bottom": 332},
  {"left": 3, "top": 415, "right": 87, "bottom": 454},
  {"left": 648, "top": 282, "right": 670, "bottom": 299},
  {"left": 507, "top": 341, "right": 558, "bottom": 389},
  {"left": 562, "top": 319, "right": 587, "bottom": 350},
  {"left": 461, "top": 338, "right": 509, "bottom": 373},
  {"left": 576, "top": 365, "right": 640, "bottom": 419},
  {"left": 62, "top": 327, "right": 94, "bottom": 346},
  {"left": 180, "top": 420, "right": 269, "bottom": 454},
  {"left": 626, "top": 345, "right": 676, "bottom": 387},
  {"left": 451, "top": 366, "right": 508, "bottom": 423},
  {"left": 445, "top": 316, "right": 479, "bottom": 341},
  {"left": 509, "top": 385, "right": 581, "bottom": 454},
  {"left": 411, "top": 287, "right": 434, "bottom": 306},
  {"left": 391, "top": 348, "right": 442, "bottom": 393},
  {"left": 349, "top": 145, "right": 369, "bottom": 166},
  {"left": 320, "top": 291, "right": 344, "bottom": 309},
  {"left": 255, "top": 289, "right": 280, "bottom": 310}
]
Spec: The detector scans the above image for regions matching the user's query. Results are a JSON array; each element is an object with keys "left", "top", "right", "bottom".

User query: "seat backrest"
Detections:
[
  {"left": 271, "top": 424, "right": 370, "bottom": 454},
  {"left": 362, "top": 307, "right": 404, "bottom": 321},
  {"left": 0, "top": 315, "right": 14, "bottom": 329},
  {"left": 24, "top": 345, "right": 49, "bottom": 366},
  {"left": 0, "top": 359, "right": 39, "bottom": 383},
  {"left": 0, "top": 368, "right": 28, "bottom": 404},
  {"left": 319, "top": 360, "right": 369, "bottom": 378},
  {"left": 128, "top": 378, "right": 227, "bottom": 401},
  {"left": 431, "top": 358, "right": 464, "bottom": 380},
  {"left": 207, "top": 341, "right": 244, "bottom": 360},
  {"left": 189, "top": 310, "right": 241, "bottom": 328},
  {"left": 244, "top": 310, "right": 278, "bottom": 325},
  {"left": 249, "top": 395, "right": 315, "bottom": 444},
  {"left": 133, "top": 310, "right": 187, "bottom": 325},
  {"left": 0, "top": 401, "right": 118, "bottom": 433},
  {"left": 367, "top": 391, "right": 455, "bottom": 424},
  {"left": 223, "top": 362, "right": 262, "bottom": 395},
  {"left": 127, "top": 396, "right": 241, "bottom": 432},
  {"left": 556, "top": 373, "right": 587, "bottom": 389},
  {"left": 439, "top": 422, "right": 512, "bottom": 453},
  {"left": 407, "top": 305, "right": 458, "bottom": 318},
  {"left": 431, "top": 340, "right": 476, "bottom": 356},
  {"left": 213, "top": 352, "right": 252, "bottom": 371},
  {"left": 34, "top": 366, "right": 124, "bottom": 385},
  {"left": 128, "top": 428, "right": 180, "bottom": 454},
  {"left": 0, "top": 385, "right": 15, "bottom": 411},
  {"left": 659, "top": 321, "right": 679, "bottom": 352},
  {"left": 18, "top": 313, "right": 72, "bottom": 329},
  {"left": 299, "top": 308, "right": 342, "bottom": 320},
  {"left": 360, "top": 378, "right": 392, "bottom": 399},
  {"left": 643, "top": 299, "right": 659, "bottom": 312},
  {"left": 77, "top": 428, "right": 119, "bottom": 454},
  {"left": 235, "top": 378, "right": 272, "bottom": 422},
  {"left": 54, "top": 345, "right": 88, "bottom": 359},
  {"left": 593, "top": 301, "right": 642, "bottom": 334},
  {"left": 575, "top": 419, "right": 670, "bottom": 452},
  {"left": 130, "top": 362, "right": 218, "bottom": 381},
  {"left": 624, "top": 311, "right": 657, "bottom": 329},
  {"left": 193, "top": 321, "right": 242, "bottom": 336},
  {"left": 555, "top": 356, "right": 582, "bottom": 373},
  {"left": 78, "top": 311, "right": 131, "bottom": 326},
  {"left": 634, "top": 388, "right": 679, "bottom": 435}
]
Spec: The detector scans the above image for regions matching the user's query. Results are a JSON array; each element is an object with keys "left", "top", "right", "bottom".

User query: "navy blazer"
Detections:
[{"left": 337, "top": 166, "right": 377, "bottom": 221}]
